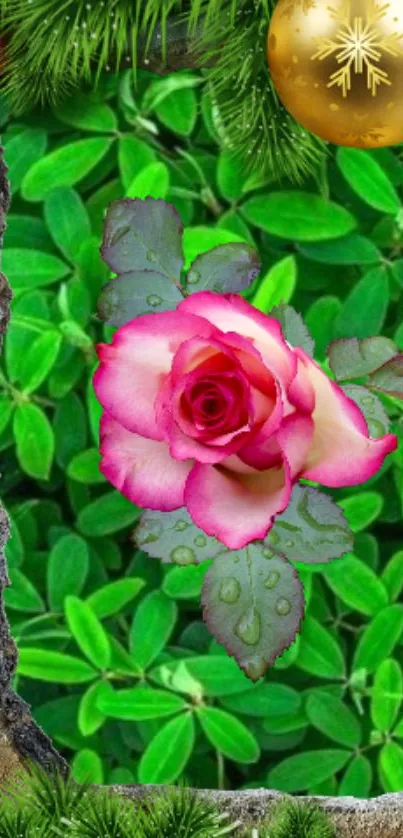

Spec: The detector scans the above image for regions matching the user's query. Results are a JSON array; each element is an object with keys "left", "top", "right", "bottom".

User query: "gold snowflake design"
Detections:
[
  {"left": 281, "top": 0, "right": 316, "bottom": 17},
  {"left": 311, "top": 0, "right": 403, "bottom": 97}
]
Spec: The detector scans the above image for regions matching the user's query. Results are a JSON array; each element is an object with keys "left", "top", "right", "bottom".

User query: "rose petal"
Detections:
[
  {"left": 184, "top": 458, "right": 292, "bottom": 550},
  {"left": 93, "top": 309, "right": 217, "bottom": 440},
  {"left": 99, "top": 412, "right": 193, "bottom": 510},
  {"left": 297, "top": 349, "right": 398, "bottom": 486}
]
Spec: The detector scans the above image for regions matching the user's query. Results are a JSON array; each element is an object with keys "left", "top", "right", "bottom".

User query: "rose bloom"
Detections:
[{"left": 93, "top": 291, "right": 397, "bottom": 550}]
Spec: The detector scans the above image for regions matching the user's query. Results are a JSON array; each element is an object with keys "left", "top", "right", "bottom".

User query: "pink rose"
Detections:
[{"left": 93, "top": 291, "right": 397, "bottom": 550}]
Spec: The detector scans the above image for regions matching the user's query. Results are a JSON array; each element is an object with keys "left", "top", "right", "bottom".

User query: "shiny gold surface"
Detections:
[{"left": 267, "top": 0, "right": 403, "bottom": 147}]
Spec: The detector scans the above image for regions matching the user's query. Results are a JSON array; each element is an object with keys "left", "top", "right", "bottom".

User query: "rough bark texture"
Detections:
[{"left": 0, "top": 146, "right": 68, "bottom": 783}]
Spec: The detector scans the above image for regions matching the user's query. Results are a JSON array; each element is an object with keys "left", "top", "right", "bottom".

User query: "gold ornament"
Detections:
[{"left": 267, "top": 0, "right": 403, "bottom": 148}]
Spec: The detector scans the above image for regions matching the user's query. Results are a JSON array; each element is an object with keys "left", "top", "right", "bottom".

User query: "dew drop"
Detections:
[
  {"left": 367, "top": 418, "right": 385, "bottom": 438},
  {"left": 194, "top": 534, "right": 207, "bottom": 547},
  {"left": 187, "top": 270, "right": 200, "bottom": 285},
  {"left": 275, "top": 597, "right": 292, "bottom": 616},
  {"left": 233, "top": 555, "right": 240, "bottom": 564},
  {"left": 285, "top": 539, "right": 294, "bottom": 548},
  {"left": 170, "top": 546, "right": 196, "bottom": 565},
  {"left": 137, "top": 519, "right": 163, "bottom": 544},
  {"left": 262, "top": 548, "right": 274, "bottom": 559},
  {"left": 235, "top": 607, "right": 261, "bottom": 646},
  {"left": 265, "top": 570, "right": 280, "bottom": 590},
  {"left": 174, "top": 519, "right": 190, "bottom": 532},
  {"left": 362, "top": 396, "right": 374, "bottom": 406},
  {"left": 146, "top": 294, "right": 162, "bottom": 307},
  {"left": 147, "top": 249, "right": 157, "bottom": 262},
  {"left": 244, "top": 655, "right": 266, "bottom": 681},
  {"left": 219, "top": 577, "right": 241, "bottom": 604},
  {"left": 267, "top": 530, "right": 280, "bottom": 545}
]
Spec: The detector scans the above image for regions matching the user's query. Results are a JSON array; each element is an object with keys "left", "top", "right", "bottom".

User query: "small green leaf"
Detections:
[
  {"left": 252, "top": 255, "right": 296, "bottom": 312},
  {"left": 130, "top": 590, "right": 177, "bottom": 671},
  {"left": 305, "top": 691, "right": 361, "bottom": 748},
  {"left": 21, "top": 137, "right": 114, "bottom": 201},
  {"left": 156, "top": 87, "right": 198, "bottom": 137},
  {"left": 305, "top": 296, "right": 342, "bottom": 360},
  {"left": 67, "top": 448, "right": 105, "bottom": 484},
  {"left": 338, "top": 754, "right": 372, "bottom": 797},
  {"left": 77, "top": 490, "right": 141, "bottom": 536},
  {"left": 338, "top": 492, "right": 384, "bottom": 533},
  {"left": 4, "top": 568, "right": 45, "bottom": 613},
  {"left": 0, "top": 397, "right": 13, "bottom": 436},
  {"left": 296, "top": 616, "right": 346, "bottom": 680},
  {"left": 267, "top": 749, "right": 351, "bottom": 792},
  {"left": 220, "top": 682, "right": 302, "bottom": 718},
  {"left": 44, "top": 188, "right": 91, "bottom": 262},
  {"left": 13, "top": 403, "right": 54, "bottom": 480},
  {"left": 337, "top": 148, "right": 401, "bottom": 214},
  {"left": 202, "top": 544, "right": 304, "bottom": 681},
  {"left": 163, "top": 563, "right": 212, "bottom": 600},
  {"left": 2, "top": 249, "right": 70, "bottom": 290},
  {"left": 118, "top": 135, "right": 156, "bottom": 189},
  {"left": 381, "top": 550, "right": 403, "bottom": 602},
  {"left": 17, "top": 648, "right": 97, "bottom": 683},
  {"left": 64, "top": 596, "right": 111, "bottom": 670},
  {"left": 149, "top": 655, "right": 255, "bottom": 698},
  {"left": 379, "top": 742, "right": 403, "bottom": 792},
  {"left": 138, "top": 713, "right": 195, "bottom": 784},
  {"left": 371, "top": 658, "right": 403, "bottom": 732},
  {"left": 96, "top": 684, "right": 186, "bottom": 721},
  {"left": 135, "top": 508, "right": 225, "bottom": 565},
  {"left": 126, "top": 162, "right": 170, "bottom": 201},
  {"left": 86, "top": 578, "right": 144, "bottom": 619},
  {"left": 328, "top": 337, "right": 397, "bottom": 381},
  {"left": 53, "top": 392, "right": 87, "bottom": 470},
  {"left": 52, "top": 93, "right": 117, "bottom": 133},
  {"left": 97, "top": 270, "right": 183, "bottom": 327},
  {"left": 186, "top": 242, "right": 260, "bottom": 295},
  {"left": 47, "top": 534, "right": 89, "bottom": 613},
  {"left": 323, "top": 554, "right": 389, "bottom": 617},
  {"left": 77, "top": 680, "right": 107, "bottom": 737},
  {"left": 352, "top": 605, "right": 403, "bottom": 673},
  {"left": 19, "top": 330, "right": 62, "bottom": 394},
  {"left": 196, "top": 706, "right": 260, "bottom": 763},
  {"left": 334, "top": 267, "right": 389, "bottom": 339},
  {"left": 71, "top": 749, "right": 104, "bottom": 785},
  {"left": 182, "top": 226, "right": 246, "bottom": 271},
  {"left": 241, "top": 192, "right": 356, "bottom": 241},
  {"left": 2, "top": 128, "right": 47, "bottom": 193}
]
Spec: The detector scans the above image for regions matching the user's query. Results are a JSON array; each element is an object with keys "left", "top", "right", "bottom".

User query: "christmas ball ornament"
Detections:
[{"left": 267, "top": 0, "right": 403, "bottom": 148}]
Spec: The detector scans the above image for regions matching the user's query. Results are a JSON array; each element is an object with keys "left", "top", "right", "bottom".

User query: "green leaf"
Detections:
[
  {"left": 21, "top": 137, "right": 114, "bottom": 201},
  {"left": 352, "top": 605, "right": 403, "bottom": 673},
  {"left": 341, "top": 385, "right": 390, "bottom": 438},
  {"left": 202, "top": 544, "right": 304, "bottom": 681},
  {"left": 101, "top": 197, "right": 183, "bottom": 281},
  {"left": 186, "top": 242, "right": 260, "bottom": 294},
  {"left": 2, "top": 249, "right": 70, "bottom": 290},
  {"left": 53, "top": 392, "right": 87, "bottom": 470},
  {"left": 13, "top": 403, "right": 54, "bottom": 480},
  {"left": 17, "top": 648, "right": 97, "bottom": 683},
  {"left": 126, "top": 162, "right": 170, "bottom": 201},
  {"left": 217, "top": 150, "right": 246, "bottom": 202},
  {"left": 196, "top": 706, "right": 260, "bottom": 763},
  {"left": 77, "top": 680, "right": 107, "bottom": 737},
  {"left": 19, "top": 330, "right": 62, "bottom": 394},
  {"left": 135, "top": 508, "right": 225, "bottom": 565},
  {"left": 149, "top": 655, "right": 255, "bottom": 698},
  {"left": 130, "top": 590, "right": 177, "bottom": 671},
  {"left": 67, "top": 448, "right": 106, "bottom": 484},
  {"left": 381, "top": 550, "right": 403, "bottom": 602},
  {"left": 296, "top": 616, "right": 345, "bottom": 680},
  {"left": 118, "top": 136, "right": 156, "bottom": 190},
  {"left": 64, "top": 596, "right": 111, "bottom": 670},
  {"left": 305, "top": 296, "right": 342, "bottom": 360},
  {"left": 269, "top": 304, "right": 314, "bottom": 357},
  {"left": 47, "top": 534, "right": 89, "bottom": 613},
  {"left": 338, "top": 492, "right": 384, "bottom": 533},
  {"left": 328, "top": 337, "right": 398, "bottom": 381},
  {"left": 265, "top": 485, "right": 353, "bottom": 564},
  {"left": 337, "top": 148, "right": 401, "bottom": 214},
  {"left": 252, "top": 255, "right": 296, "bottom": 312},
  {"left": 72, "top": 749, "right": 103, "bottom": 785},
  {"left": 96, "top": 683, "right": 186, "bottom": 721},
  {"left": 338, "top": 754, "right": 372, "bottom": 797},
  {"left": 334, "top": 267, "right": 389, "bottom": 339},
  {"left": 241, "top": 192, "right": 356, "bottom": 241},
  {"left": 44, "top": 188, "right": 91, "bottom": 262},
  {"left": 220, "top": 682, "right": 301, "bottom": 718},
  {"left": 298, "top": 233, "right": 381, "bottom": 265},
  {"left": 371, "top": 658, "right": 403, "bottom": 732},
  {"left": 162, "top": 563, "right": 211, "bottom": 600},
  {"left": 368, "top": 354, "right": 403, "bottom": 399},
  {"left": 156, "top": 87, "right": 198, "bottom": 137},
  {"left": 138, "top": 713, "right": 195, "bottom": 784},
  {"left": 2, "top": 128, "right": 47, "bottom": 193},
  {"left": 97, "top": 270, "right": 183, "bottom": 327},
  {"left": 52, "top": 94, "right": 117, "bottom": 133},
  {"left": 4, "top": 568, "right": 45, "bottom": 613},
  {"left": 77, "top": 490, "right": 141, "bottom": 536},
  {"left": 305, "top": 692, "right": 361, "bottom": 748},
  {"left": 379, "top": 742, "right": 403, "bottom": 792},
  {"left": 0, "top": 397, "right": 13, "bottom": 436},
  {"left": 182, "top": 226, "right": 246, "bottom": 271},
  {"left": 3, "top": 214, "right": 53, "bottom": 251},
  {"left": 86, "top": 578, "right": 144, "bottom": 619},
  {"left": 267, "top": 749, "right": 351, "bottom": 792},
  {"left": 323, "top": 554, "right": 389, "bottom": 617}
]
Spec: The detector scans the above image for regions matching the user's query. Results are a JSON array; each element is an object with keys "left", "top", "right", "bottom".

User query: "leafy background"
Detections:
[{"left": 0, "top": 67, "right": 402, "bottom": 796}]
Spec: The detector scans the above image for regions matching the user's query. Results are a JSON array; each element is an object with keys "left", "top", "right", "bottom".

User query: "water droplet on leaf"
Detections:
[
  {"left": 219, "top": 577, "right": 240, "bottom": 604},
  {"left": 275, "top": 597, "right": 292, "bottom": 616},
  {"left": 362, "top": 396, "right": 374, "bottom": 406},
  {"left": 146, "top": 294, "right": 162, "bottom": 307},
  {"left": 187, "top": 270, "right": 200, "bottom": 285},
  {"left": 147, "top": 249, "right": 157, "bottom": 262},
  {"left": 244, "top": 655, "right": 266, "bottom": 681},
  {"left": 174, "top": 520, "right": 190, "bottom": 532},
  {"left": 262, "top": 548, "right": 274, "bottom": 559},
  {"left": 267, "top": 530, "right": 280, "bottom": 545},
  {"left": 285, "top": 539, "right": 294, "bottom": 548},
  {"left": 194, "top": 534, "right": 207, "bottom": 547},
  {"left": 235, "top": 607, "right": 261, "bottom": 645},
  {"left": 170, "top": 546, "right": 196, "bottom": 565},
  {"left": 264, "top": 570, "right": 280, "bottom": 590}
]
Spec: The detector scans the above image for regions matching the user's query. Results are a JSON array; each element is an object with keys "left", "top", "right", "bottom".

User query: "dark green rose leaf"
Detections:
[
  {"left": 265, "top": 485, "right": 353, "bottom": 564},
  {"left": 186, "top": 242, "right": 260, "bottom": 294},
  {"left": 201, "top": 544, "right": 304, "bottom": 682},
  {"left": 367, "top": 355, "right": 403, "bottom": 399},
  {"left": 328, "top": 337, "right": 398, "bottom": 381},
  {"left": 134, "top": 508, "right": 226, "bottom": 565},
  {"left": 342, "top": 385, "right": 390, "bottom": 438},
  {"left": 101, "top": 197, "right": 184, "bottom": 281},
  {"left": 97, "top": 269, "right": 183, "bottom": 326},
  {"left": 269, "top": 304, "right": 314, "bottom": 357}
]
